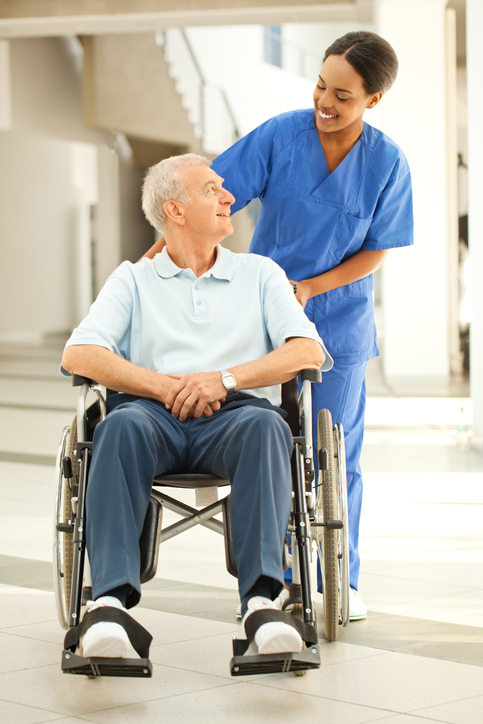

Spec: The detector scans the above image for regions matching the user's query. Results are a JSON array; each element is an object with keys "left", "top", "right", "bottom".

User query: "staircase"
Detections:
[{"left": 82, "top": 30, "right": 239, "bottom": 163}]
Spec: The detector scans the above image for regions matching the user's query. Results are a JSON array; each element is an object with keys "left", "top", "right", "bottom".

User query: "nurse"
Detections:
[{"left": 144, "top": 31, "right": 414, "bottom": 619}]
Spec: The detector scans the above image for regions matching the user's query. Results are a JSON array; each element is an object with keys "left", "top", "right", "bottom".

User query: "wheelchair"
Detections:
[{"left": 54, "top": 367, "right": 349, "bottom": 679}]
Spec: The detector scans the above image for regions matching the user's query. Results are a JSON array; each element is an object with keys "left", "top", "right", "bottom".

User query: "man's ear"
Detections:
[{"left": 163, "top": 200, "right": 185, "bottom": 226}]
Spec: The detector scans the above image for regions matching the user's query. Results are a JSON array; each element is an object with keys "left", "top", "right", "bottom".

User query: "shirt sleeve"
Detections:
[
  {"left": 62, "top": 264, "right": 134, "bottom": 366},
  {"left": 259, "top": 258, "right": 330, "bottom": 357},
  {"left": 362, "top": 153, "right": 414, "bottom": 251},
  {"left": 212, "top": 116, "right": 283, "bottom": 213}
]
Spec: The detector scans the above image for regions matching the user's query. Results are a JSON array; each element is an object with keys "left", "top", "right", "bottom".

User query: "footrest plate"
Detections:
[
  {"left": 230, "top": 644, "right": 320, "bottom": 676},
  {"left": 62, "top": 650, "right": 152, "bottom": 678}
]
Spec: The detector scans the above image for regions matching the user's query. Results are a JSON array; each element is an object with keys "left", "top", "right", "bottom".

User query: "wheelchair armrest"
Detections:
[
  {"left": 300, "top": 369, "right": 322, "bottom": 384},
  {"left": 73, "top": 374, "right": 95, "bottom": 387}
]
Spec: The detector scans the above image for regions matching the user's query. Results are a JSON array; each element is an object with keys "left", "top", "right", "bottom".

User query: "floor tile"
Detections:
[
  {"left": 0, "top": 586, "right": 58, "bottom": 629},
  {"left": 371, "top": 589, "right": 483, "bottom": 629},
  {"left": 0, "top": 631, "right": 60, "bottom": 674},
  {"left": 360, "top": 717, "right": 447, "bottom": 724},
  {"left": 412, "top": 695, "right": 483, "bottom": 723},
  {"left": 0, "top": 663, "right": 229, "bottom": 717},
  {"left": 257, "top": 651, "right": 483, "bottom": 712},
  {"left": 356, "top": 572, "right": 474, "bottom": 610},
  {"left": 0, "top": 700, "right": 65, "bottom": 723},
  {"left": 340, "top": 612, "right": 483, "bottom": 667},
  {"left": 80, "top": 681, "right": 394, "bottom": 724},
  {"left": 372, "top": 560, "right": 483, "bottom": 589}
]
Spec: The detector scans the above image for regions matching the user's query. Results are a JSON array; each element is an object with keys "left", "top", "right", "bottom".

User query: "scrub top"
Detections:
[{"left": 212, "top": 109, "right": 414, "bottom": 364}]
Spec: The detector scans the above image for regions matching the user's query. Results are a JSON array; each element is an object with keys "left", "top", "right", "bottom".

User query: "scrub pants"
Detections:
[
  {"left": 85, "top": 395, "right": 293, "bottom": 609},
  {"left": 311, "top": 361, "right": 367, "bottom": 591}
]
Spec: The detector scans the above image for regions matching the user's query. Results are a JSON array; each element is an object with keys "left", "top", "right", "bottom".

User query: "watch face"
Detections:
[{"left": 223, "top": 373, "right": 236, "bottom": 391}]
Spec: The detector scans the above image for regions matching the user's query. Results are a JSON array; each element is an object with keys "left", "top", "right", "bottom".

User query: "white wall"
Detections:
[
  {"left": 0, "top": 133, "right": 93, "bottom": 340},
  {"left": 0, "top": 36, "right": 152, "bottom": 340},
  {"left": 376, "top": 0, "right": 452, "bottom": 386},
  {"left": 467, "top": 0, "right": 483, "bottom": 445},
  {"left": 9, "top": 36, "right": 110, "bottom": 145}
]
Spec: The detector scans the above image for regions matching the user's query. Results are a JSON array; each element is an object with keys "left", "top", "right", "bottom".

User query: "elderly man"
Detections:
[{"left": 61, "top": 153, "right": 325, "bottom": 661}]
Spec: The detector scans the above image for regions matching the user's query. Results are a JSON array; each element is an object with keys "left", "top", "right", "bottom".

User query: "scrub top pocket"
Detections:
[{"left": 328, "top": 211, "right": 373, "bottom": 266}]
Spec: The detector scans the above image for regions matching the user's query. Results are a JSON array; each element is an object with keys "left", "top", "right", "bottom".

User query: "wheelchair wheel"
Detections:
[
  {"left": 316, "top": 408, "right": 349, "bottom": 641},
  {"left": 334, "top": 423, "right": 350, "bottom": 628},
  {"left": 53, "top": 416, "right": 77, "bottom": 630}
]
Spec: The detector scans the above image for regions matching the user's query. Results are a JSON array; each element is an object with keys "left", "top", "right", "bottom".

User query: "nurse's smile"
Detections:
[{"left": 317, "top": 108, "right": 338, "bottom": 120}]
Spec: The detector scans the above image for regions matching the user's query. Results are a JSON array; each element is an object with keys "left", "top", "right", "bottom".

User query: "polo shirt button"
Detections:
[{"left": 196, "top": 301, "right": 201, "bottom": 306}]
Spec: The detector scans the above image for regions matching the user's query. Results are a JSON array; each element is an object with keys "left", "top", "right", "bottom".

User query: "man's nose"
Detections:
[{"left": 222, "top": 188, "right": 235, "bottom": 205}]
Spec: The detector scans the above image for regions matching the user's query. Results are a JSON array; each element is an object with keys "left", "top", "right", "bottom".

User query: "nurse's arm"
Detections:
[
  {"left": 292, "top": 248, "right": 389, "bottom": 307},
  {"left": 138, "top": 237, "right": 166, "bottom": 261}
]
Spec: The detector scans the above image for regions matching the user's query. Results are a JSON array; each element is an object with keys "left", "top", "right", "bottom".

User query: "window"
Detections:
[{"left": 264, "top": 26, "right": 282, "bottom": 68}]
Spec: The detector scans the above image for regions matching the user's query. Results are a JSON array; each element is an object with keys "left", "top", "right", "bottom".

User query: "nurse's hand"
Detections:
[{"left": 290, "top": 279, "right": 311, "bottom": 309}]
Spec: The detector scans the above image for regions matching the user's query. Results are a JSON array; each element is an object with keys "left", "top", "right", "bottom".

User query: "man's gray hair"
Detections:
[{"left": 142, "top": 153, "right": 211, "bottom": 233}]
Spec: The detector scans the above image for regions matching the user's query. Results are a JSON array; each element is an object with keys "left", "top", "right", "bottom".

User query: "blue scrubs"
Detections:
[{"left": 213, "top": 109, "right": 414, "bottom": 590}]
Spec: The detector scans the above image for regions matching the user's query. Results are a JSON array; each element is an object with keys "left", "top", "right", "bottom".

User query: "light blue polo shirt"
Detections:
[{"left": 63, "top": 244, "right": 325, "bottom": 406}]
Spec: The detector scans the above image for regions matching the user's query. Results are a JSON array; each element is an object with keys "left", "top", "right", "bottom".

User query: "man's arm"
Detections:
[
  {"left": 61, "top": 345, "right": 223, "bottom": 419},
  {"left": 165, "top": 336, "right": 324, "bottom": 421},
  {"left": 62, "top": 345, "right": 172, "bottom": 401}
]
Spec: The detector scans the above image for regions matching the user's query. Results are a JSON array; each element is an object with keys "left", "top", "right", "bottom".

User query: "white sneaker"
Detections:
[
  {"left": 81, "top": 596, "right": 131, "bottom": 658},
  {"left": 349, "top": 588, "right": 367, "bottom": 621},
  {"left": 236, "top": 587, "right": 290, "bottom": 619},
  {"left": 239, "top": 596, "right": 303, "bottom": 655}
]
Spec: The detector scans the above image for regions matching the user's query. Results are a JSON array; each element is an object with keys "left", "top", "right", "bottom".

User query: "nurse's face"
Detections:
[{"left": 313, "top": 54, "right": 382, "bottom": 137}]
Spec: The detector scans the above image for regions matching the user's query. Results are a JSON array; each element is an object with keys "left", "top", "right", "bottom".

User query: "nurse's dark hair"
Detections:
[{"left": 324, "top": 31, "right": 398, "bottom": 95}]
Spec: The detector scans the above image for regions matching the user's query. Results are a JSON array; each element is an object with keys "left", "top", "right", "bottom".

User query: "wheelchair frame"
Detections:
[{"left": 54, "top": 370, "right": 349, "bottom": 678}]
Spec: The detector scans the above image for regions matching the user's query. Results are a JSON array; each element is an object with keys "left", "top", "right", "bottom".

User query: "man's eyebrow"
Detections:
[
  {"left": 202, "top": 177, "right": 222, "bottom": 190},
  {"left": 318, "top": 75, "right": 353, "bottom": 94}
]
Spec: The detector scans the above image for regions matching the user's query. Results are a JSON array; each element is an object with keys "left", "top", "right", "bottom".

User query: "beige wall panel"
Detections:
[{"left": 83, "top": 33, "right": 199, "bottom": 148}]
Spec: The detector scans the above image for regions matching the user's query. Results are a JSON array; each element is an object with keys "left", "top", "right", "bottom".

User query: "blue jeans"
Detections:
[{"left": 85, "top": 394, "right": 293, "bottom": 607}]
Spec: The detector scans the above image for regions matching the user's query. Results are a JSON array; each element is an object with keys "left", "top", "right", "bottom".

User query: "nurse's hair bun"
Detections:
[{"left": 324, "top": 31, "right": 398, "bottom": 95}]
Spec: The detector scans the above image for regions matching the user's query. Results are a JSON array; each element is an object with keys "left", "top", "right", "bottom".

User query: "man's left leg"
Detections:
[{"left": 189, "top": 404, "right": 301, "bottom": 654}]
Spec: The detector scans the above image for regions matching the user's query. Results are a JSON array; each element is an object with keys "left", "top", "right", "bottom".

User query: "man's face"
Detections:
[{"left": 178, "top": 165, "right": 235, "bottom": 242}]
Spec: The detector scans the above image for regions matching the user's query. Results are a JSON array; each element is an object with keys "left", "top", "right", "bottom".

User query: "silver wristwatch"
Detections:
[{"left": 220, "top": 369, "right": 236, "bottom": 394}]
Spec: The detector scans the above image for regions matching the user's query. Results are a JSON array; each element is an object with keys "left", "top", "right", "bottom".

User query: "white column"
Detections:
[
  {"left": 375, "top": 0, "right": 453, "bottom": 386},
  {"left": 467, "top": 0, "right": 483, "bottom": 446}
]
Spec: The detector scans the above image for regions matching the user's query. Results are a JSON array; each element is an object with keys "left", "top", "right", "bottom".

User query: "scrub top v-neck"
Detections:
[{"left": 212, "top": 109, "right": 413, "bottom": 364}]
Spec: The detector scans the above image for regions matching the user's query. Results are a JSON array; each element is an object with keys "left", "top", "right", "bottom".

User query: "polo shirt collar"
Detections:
[{"left": 154, "top": 244, "right": 234, "bottom": 281}]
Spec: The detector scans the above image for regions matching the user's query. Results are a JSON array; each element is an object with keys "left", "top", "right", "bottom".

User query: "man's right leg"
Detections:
[
  {"left": 82, "top": 398, "right": 188, "bottom": 657},
  {"left": 85, "top": 398, "right": 188, "bottom": 606}
]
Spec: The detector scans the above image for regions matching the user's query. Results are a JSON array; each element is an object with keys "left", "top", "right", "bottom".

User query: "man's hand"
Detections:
[{"left": 165, "top": 372, "right": 227, "bottom": 421}]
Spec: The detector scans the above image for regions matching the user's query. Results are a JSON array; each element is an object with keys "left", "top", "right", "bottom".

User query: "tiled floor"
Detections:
[{"left": 1, "top": 338, "right": 482, "bottom": 723}]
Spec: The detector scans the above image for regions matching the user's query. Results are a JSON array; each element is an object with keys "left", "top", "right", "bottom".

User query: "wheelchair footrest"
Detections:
[
  {"left": 61, "top": 649, "right": 152, "bottom": 678},
  {"left": 230, "top": 644, "right": 320, "bottom": 676}
]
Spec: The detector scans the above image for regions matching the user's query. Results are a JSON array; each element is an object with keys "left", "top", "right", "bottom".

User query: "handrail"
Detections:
[
  {"left": 180, "top": 29, "right": 240, "bottom": 142},
  {"left": 158, "top": 28, "right": 240, "bottom": 151}
]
